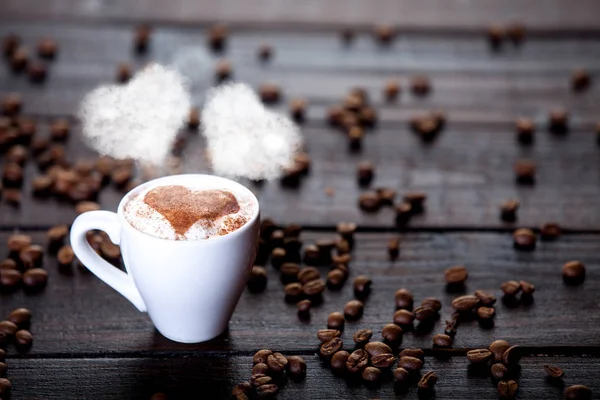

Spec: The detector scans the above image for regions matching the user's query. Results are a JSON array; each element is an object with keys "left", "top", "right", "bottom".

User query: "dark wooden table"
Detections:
[{"left": 1, "top": 1, "right": 599, "bottom": 399}]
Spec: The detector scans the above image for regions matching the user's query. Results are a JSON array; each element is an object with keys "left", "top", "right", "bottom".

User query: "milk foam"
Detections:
[{"left": 124, "top": 183, "right": 255, "bottom": 240}]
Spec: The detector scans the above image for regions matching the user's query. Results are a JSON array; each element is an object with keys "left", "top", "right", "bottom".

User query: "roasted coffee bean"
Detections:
[
  {"left": 488, "top": 24, "right": 505, "bottom": 49},
  {"left": 381, "top": 324, "right": 403, "bottom": 345},
  {"left": 297, "top": 299, "right": 311, "bottom": 316},
  {"left": 257, "top": 43, "right": 273, "bottom": 62},
  {"left": 477, "top": 306, "right": 496, "bottom": 320},
  {"left": 253, "top": 349, "right": 273, "bottom": 365},
  {"left": 10, "top": 46, "right": 28, "bottom": 71},
  {"left": 502, "top": 345, "right": 521, "bottom": 365},
  {"left": 0, "top": 377, "right": 12, "bottom": 395},
  {"left": 22, "top": 268, "right": 48, "bottom": 289},
  {"left": 270, "top": 247, "right": 286, "bottom": 269},
  {"left": 543, "top": 364, "right": 564, "bottom": 379},
  {"left": 489, "top": 340, "right": 510, "bottom": 362},
  {"left": 400, "top": 348, "right": 425, "bottom": 361},
  {"left": 445, "top": 265, "right": 468, "bottom": 284},
  {"left": 357, "top": 161, "right": 375, "bottom": 187},
  {"left": 3, "top": 163, "right": 23, "bottom": 187},
  {"left": 303, "top": 279, "right": 325, "bottom": 296},
  {"left": 57, "top": 245, "right": 75, "bottom": 266},
  {"left": 346, "top": 349, "right": 369, "bottom": 373},
  {"left": 259, "top": 83, "right": 281, "bottom": 104},
  {"left": 364, "top": 341, "right": 392, "bottom": 358},
  {"left": 32, "top": 175, "right": 53, "bottom": 196},
  {"left": 320, "top": 338, "right": 343, "bottom": 358},
  {"left": 514, "top": 159, "right": 536, "bottom": 184},
  {"left": 116, "top": 63, "right": 132, "bottom": 83},
  {"left": 37, "top": 37, "right": 58, "bottom": 59},
  {"left": 6, "top": 145, "right": 27, "bottom": 166},
  {"left": 432, "top": 333, "right": 453, "bottom": 348},
  {"left": 515, "top": 118, "right": 534, "bottom": 145},
  {"left": 572, "top": 69, "right": 591, "bottom": 92},
  {"left": 282, "top": 237, "right": 302, "bottom": 259},
  {"left": 284, "top": 282, "right": 303, "bottom": 299},
  {"left": 287, "top": 355, "right": 307, "bottom": 378},
  {"left": 513, "top": 228, "right": 536, "bottom": 250},
  {"left": 393, "top": 309, "right": 415, "bottom": 326},
  {"left": 351, "top": 329, "right": 372, "bottom": 346},
  {"left": 507, "top": 23, "right": 526, "bottom": 45},
  {"left": 50, "top": 118, "right": 70, "bottom": 141},
  {"left": 451, "top": 295, "right": 479, "bottom": 312},
  {"left": 491, "top": 363, "right": 508, "bottom": 380},
  {"left": 375, "top": 187, "right": 396, "bottom": 207},
  {"left": 280, "top": 263, "right": 299, "bottom": 284},
  {"left": 348, "top": 126, "right": 363, "bottom": 151},
  {"left": 47, "top": 224, "right": 69, "bottom": 247},
  {"left": 519, "top": 280, "right": 535, "bottom": 295},
  {"left": 28, "top": 61, "right": 47, "bottom": 83},
  {"left": 474, "top": 290, "right": 496, "bottom": 306},
  {"left": 7, "top": 308, "right": 31, "bottom": 327},
  {"left": 247, "top": 266, "right": 267, "bottom": 293},
  {"left": 414, "top": 306, "right": 437, "bottom": 322},
  {"left": 267, "top": 352, "right": 288, "bottom": 373},
  {"left": 317, "top": 329, "right": 341, "bottom": 343},
  {"left": 565, "top": 385, "right": 592, "bottom": 400},
  {"left": 344, "top": 300, "right": 364, "bottom": 320},
  {"left": 255, "top": 383, "right": 278, "bottom": 398},
  {"left": 132, "top": 24, "right": 151, "bottom": 54},
  {"left": 403, "top": 191, "right": 426, "bottom": 213},
  {"left": 411, "top": 75, "right": 431, "bottom": 96},
  {"left": 418, "top": 371, "right": 438, "bottom": 390},
  {"left": 398, "top": 356, "right": 424, "bottom": 372},
  {"left": 501, "top": 280, "right": 521, "bottom": 296},
  {"left": 421, "top": 297, "right": 442, "bottom": 312},
  {"left": 327, "top": 312, "right": 345, "bottom": 330},
  {"left": 563, "top": 260, "right": 586, "bottom": 285},
  {"left": 0, "top": 269, "right": 21, "bottom": 288},
  {"left": 497, "top": 380, "right": 518, "bottom": 398},
  {"left": 384, "top": 79, "right": 401, "bottom": 102},
  {"left": 388, "top": 237, "right": 400, "bottom": 260},
  {"left": 331, "top": 350, "right": 350, "bottom": 372},
  {"left": 500, "top": 199, "right": 521, "bottom": 223},
  {"left": 232, "top": 382, "right": 252, "bottom": 397},
  {"left": 100, "top": 241, "right": 120, "bottom": 261},
  {"left": 186, "top": 107, "right": 200, "bottom": 130},
  {"left": 302, "top": 245, "right": 319, "bottom": 266},
  {"left": 298, "top": 266, "right": 320, "bottom": 284},
  {"left": 353, "top": 275, "right": 371, "bottom": 298},
  {"left": 215, "top": 59, "right": 232, "bottom": 82},
  {"left": 0, "top": 259, "right": 16, "bottom": 270},
  {"left": 327, "top": 269, "right": 346, "bottom": 289},
  {"left": 549, "top": 108, "right": 569, "bottom": 133},
  {"left": 336, "top": 221, "right": 356, "bottom": 244},
  {"left": 2, "top": 34, "right": 20, "bottom": 57},
  {"left": 393, "top": 367, "right": 410, "bottom": 382},
  {"left": 395, "top": 202, "right": 412, "bottom": 225},
  {"left": 207, "top": 23, "right": 228, "bottom": 52},
  {"left": 4, "top": 188, "right": 22, "bottom": 206},
  {"left": 540, "top": 222, "right": 561, "bottom": 240},
  {"left": 75, "top": 201, "right": 101, "bottom": 214},
  {"left": 15, "top": 329, "right": 32, "bottom": 348},
  {"left": 289, "top": 98, "right": 306, "bottom": 122},
  {"left": 374, "top": 24, "right": 395, "bottom": 44},
  {"left": 0, "top": 320, "right": 18, "bottom": 339},
  {"left": 467, "top": 349, "right": 492, "bottom": 364},
  {"left": 362, "top": 366, "right": 381, "bottom": 382},
  {"left": 443, "top": 317, "right": 457, "bottom": 337},
  {"left": 395, "top": 288, "right": 414, "bottom": 310},
  {"left": 8, "top": 233, "right": 32, "bottom": 252},
  {"left": 252, "top": 363, "right": 269, "bottom": 376}
]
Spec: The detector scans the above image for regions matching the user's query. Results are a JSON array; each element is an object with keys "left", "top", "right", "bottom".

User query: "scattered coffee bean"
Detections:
[
  {"left": 132, "top": 24, "right": 151, "bottom": 53},
  {"left": 0, "top": 377, "right": 12, "bottom": 395},
  {"left": 15, "top": 329, "right": 32, "bottom": 349},
  {"left": 563, "top": 260, "right": 586, "bottom": 285},
  {"left": 477, "top": 306, "right": 496, "bottom": 320},
  {"left": 28, "top": 61, "right": 47, "bottom": 83},
  {"left": 388, "top": 237, "right": 400, "bottom": 261},
  {"left": 298, "top": 266, "right": 320, "bottom": 284},
  {"left": 247, "top": 266, "right": 267, "bottom": 293},
  {"left": 474, "top": 290, "right": 497, "bottom": 306},
  {"left": 348, "top": 126, "right": 363, "bottom": 151},
  {"left": 331, "top": 350, "right": 350, "bottom": 373},
  {"left": 0, "top": 259, "right": 17, "bottom": 270},
  {"left": 57, "top": 245, "right": 75, "bottom": 266},
  {"left": 253, "top": 349, "right": 273, "bottom": 365},
  {"left": 255, "top": 383, "right": 278, "bottom": 398},
  {"left": 395, "top": 202, "right": 412, "bottom": 225},
  {"left": 7, "top": 308, "right": 31, "bottom": 327},
  {"left": 549, "top": 108, "right": 569, "bottom": 133},
  {"left": 519, "top": 280, "right": 535, "bottom": 295},
  {"left": 497, "top": 380, "right": 518, "bottom": 398},
  {"left": 467, "top": 349, "right": 492, "bottom": 364},
  {"left": 346, "top": 349, "right": 369, "bottom": 373},
  {"left": 565, "top": 385, "right": 592, "bottom": 400},
  {"left": 116, "top": 63, "right": 132, "bottom": 83},
  {"left": 207, "top": 24, "right": 228, "bottom": 52},
  {"left": 318, "top": 329, "right": 342, "bottom": 343},
  {"left": 267, "top": 352, "right": 288, "bottom": 373},
  {"left": 414, "top": 306, "right": 437, "bottom": 322},
  {"left": 215, "top": 59, "right": 232, "bottom": 82},
  {"left": 501, "top": 280, "right": 521, "bottom": 296},
  {"left": 393, "top": 309, "right": 415, "bottom": 326},
  {"left": 432, "top": 333, "right": 453, "bottom": 348},
  {"left": 514, "top": 160, "right": 536, "bottom": 184},
  {"left": 280, "top": 263, "right": 299, "bottom": 284},
  {"left": 375, "top": 187, "right": 396, "bottom": 206},
  {"left": 362, "top": 366, "right": 381, "bottom": 382},
  {"left": 395, "top": 288, "right": 414, "bottom": 310},
  {"left": 539, "top": 222, "right": 561, "bottom": 241},
  {"left": 289, "top": 98, "right": 306, "bottom": 122},
  {"left": 400, "top": 348, "right": 425, "bottom": 361},
  {"left": 451, "top": 294, "right": 479, "bottom": 312},
  {"left": 491, "top": 363, "right": 508, "bottom": 380},
  {"left": 364, "top": 342, "right": 392, "bottom": 358},
  {"left": 303, "top": 279, "right": 325, "bottom": 296},
  {"left": 2, "top": 33, "right": 20, "bottom": 57},
  {"left": 252, "top": 363, "right": 269, "bottom": 376},
  {"left": 398, "top": 356, "right": 423, "bottom": 372},
  {"left": 47, "top": 224, "right": 69, "bottom": 247},
  {"left": 403, "top": 191, "right": 426, "bottom": 213},
  {"left": 487, "top": 24, "right": 505, "bottom": 49},
  {"left": 384, "top": 79, "right": 401, "bottom": 102},
  {"left": 513, "top": 228, "right": 536, "bottom": 251},
  {"left": 502, "top": 345, "right": 521, "bottom": 365},
  {"left": 353, "top": 275, "right": 371, "bottom": 298},
  {"left": 4, "top": 188, "right": 22, "bottom": 206},
  {"left": 320, "top": 338, "right": 343, "bottom": 358},
  {"left": 445, "top": 265, "right": 468, "bottom": 285},
  {"left": 22, "top": 268, "right": 48, "bottom": 289},
  {"left": 259, "top": 83, "right": 281, "bottom": 104},
  {"left": 10, "top": 46, "right": 28, "bottom": 71},
  {"left": 515, "top": 118, "right": 535, "bottom": 145},
  {"left": 489, "top": 340, "right": 511, "bottom": 362},
  {"left": 543, "top": 364, "right": 564, "bottom": 379},
  {"left": 357, "top": 161, "right": 374, "bottom": 187},
  {"left": 0, "top": 320, "right": 18, "bottom": 336},
  {"left": 411, "top": 75, "right": 431, "bottom": 96},
  {"left": 37, "top": 37, "right": 58, "bottom": 59},
  {"left": 374, "top": 24, "right": 395, "bottom": 44},
  {"left": 371, "top": 353, "right": 395, "bottom": 369},
  {"left": 3, "top": 163, "right": 23, "bottom": 187},
  {"left": 572, "top": 69, "right": 591, "bottom": 92},
  {"left": 381, "top": 324, "right": 403, "bottom": 345},
  {"left": 284, "top": 282, "right": 303, "bottom": 299},
  {"left": 393, "top": 367, "right": 410, "bottom": 382},
  {"left": 0, "top": 269, "right": 21, "bottom": 288},
  {"left": 350, "top": 329, "right": 372, "bottom": 346},
  {"left": 327, "top": 269, "right": 346, "bottom": 289},
  {"left": 327, "top": 312, "right": 345, "bottom": 330},
  {"left": 297, "top": 299, "right": 311, "bottom": 316},
  {"left": 287, "top": 355, "right": 307, "bottom": 378},
  {"left": 344, "top": 300, "right": 364, "bottom": 320},
  {"left": 418, "top": 371, "right": 438, "bottom": 390},
  {"left": 6, "top": 145, "right": 27, "bottom": 166},
  {"left": 420, "top": 298, "right": 441, "bottom": 312},
  {"left": 507, "top": 23, "right": 526, "bottom": 45}
]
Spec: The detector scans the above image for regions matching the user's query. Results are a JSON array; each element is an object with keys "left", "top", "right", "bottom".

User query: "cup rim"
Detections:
[{"left": 117, "top": 174, "right": 260, "bottom": 244}]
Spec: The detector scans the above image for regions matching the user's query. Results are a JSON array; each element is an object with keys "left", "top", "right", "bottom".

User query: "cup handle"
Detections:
[{"left": 70, "top": 210, "right": 147, "bottom": 312}]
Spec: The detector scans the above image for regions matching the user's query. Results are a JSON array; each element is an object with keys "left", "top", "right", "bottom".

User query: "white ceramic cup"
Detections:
[{"left": 70, "top": 174, "right": 260, "bottom": 343}]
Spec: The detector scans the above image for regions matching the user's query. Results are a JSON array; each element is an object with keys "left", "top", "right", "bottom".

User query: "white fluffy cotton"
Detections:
[
  {"left": 201, "top": 83, "right": 303, "bottom": 180},
  {"left": 79, "top": 63, "right": 191, "bottom": 165}
]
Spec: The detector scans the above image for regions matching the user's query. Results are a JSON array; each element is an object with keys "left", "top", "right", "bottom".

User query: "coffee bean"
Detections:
[
  {"left": 344, "top": 300, "right": 364, "bottom": 320},
  {"left": 381, "top": 324, "right": 403, "bottom": 345},
  {"left": 549, "top": 108, "right": 569, "bottom": 133},
  {"left": 387, "top": 237, "right": 400, "bottom": 260},
  {"left": 451, "top": 295, "right": 479, "bottom": 312},
  {"left": 563, "top": 260, "right": 586, "bottom": 285},
  {"left": 393, "top": 367, "right": 410, "bottom": 382},
  {"left": 421, "top": 297, "right": 442, "bottom": 312},
  {"left": 253, "top": 349, "right": 273, "bottom": 365},
  {"left": 4, "top": 188, "right": 22, "bottom": 206},
  {"left": 418, "top": 371, "right": 438, "bottom": 390},
  {"left": 403, "top": 191, "right": 426, "bottom": 213},
  {"left": 269, "top": 247, "right": 285, "bottom": 269},
  {"left": 497, "top": 380, "right": 518, "bottom": 398},
  {"left": 2, "top": 34, "right": 20, "bottom": 57},
  {"left": 0, "top": 269, "right": 21, "bottom": 288},
  {"left": 303, "top": 279, "right": 325, "bottom": 296},
  {"left": 513, "top": 228, "right": 536, "bottom": 250},
  {"left": 15, "top": 329, "right": 32, "bottom": 349},
  {"left": 32, "top": 175, "right": 53, "bottom": 196},
  {"left": 331, "top": 350, "right": 350, "bottom": 373},
  {"left": 543, "top": 364, "right": 564, "bottom": 379},
  {"left": 259, "top": 83, "right": 281, "bottom": 104},
  {"left": 395, "top": 202, "right": 413, "bottom": 225},
  {"left": 393, "top": 309, "right": 415, "bottom": 326},
  {"left": 267, "top": 352, "right": 288, "bottom": 373},
  {"left": 280, "top": 263, "right": 299, "bottom": 284},
  {"left": 8, "top": 233, "right": 31, "bottom": 252},
  {"left": 507, "top": 23, "right": 526, "bottom": 45},
  {"left": 347, "top": 126, "right": 363, "bottom": 151},
  {"left": 75, "top": 200, "right": 101, "bottom": 215},
  {"left": 298, "top": 266, "right": 320, "bottom": 284},
  {"left": 353, "top": 275, "right": 371, "bottom": 298},
  {"left": 284, "top": 283, "right": 303, "bottom": 299},
  {"left": 10, "top": 46, "right": 28, "bottom": 72},
  {"left": 432, "top": 333, "right": 453, "bottom": 348},
  {"left": 0, "top": 321, "right": 18, "bottom": 336},
  {"left": 362, "top": 366, "right": 381, "bottom": 382},
  {"left": 47, "top": 224, "right": 69, "bottom": 248},
  {"left": 384, "top": 79, "right": 401, "bottom": 102},
  {"left": 400, "top": 348, "right": 425, "bottom": 361},
  {"left": 37, "top": 37, "right": 58, "bottom": 59},
  {"left": 519, "top": 280, "right": 535, "bottom": 295},
  {"left": 349, "top": 329, "right": 371, "bottom": 346},
  {"left": 320, "top": 338, "right": 343, "bottom": 358},
  {"left": 467, "top": 349, "right": 492, "bottom": 364},
  {"left": 395, "top": 288, "right": 414, "bottom": 310},
  {"left": 252, "top": 363, "right": 269, "bottom": 376},
  {"left": 327, "top": 312, "right": 345, "bottom": 330},
  {"left": 297, "top": 299, "right": 311, "bottom": 316},
  {"left": 491, "top": 363, "right": 508, "bottom": 380},
  {"left": 501, "top": 280, "right": 521, "bottom": 296},
  {"left": 565, "top": 385, "right": 592, "bottom": 400},
  {"left": 444, "top": 318, "right": 459, "bottom": 337},
  {"left": 255, "top": 383, "right": 278, "bottom": 398},
  {"left": 374, "top": 24, "right": 395, "bottom": 45},
  {"left": 288, "top": 98, "right": 307, "bottom": 123},
  {"left": 22, "top": 268, "right": 48, "bottom": 289},
  {"left": 5, "top": 145, "right": 27, "bottom": 166},
  {"left": 2, "top": 163, "right": 23, "bottom": 187},
  {"left": 540, "top": 222, "right": 561, "bottom": 240},
  {"left": 282, "top": 237, "right": 302, "bottom": 261},
  {"left": 364, "top": 342, "right": 392, "bottom": 358},
  {"left": 287, "top": 355, "right": 307, "bottom": 378},
  {"left": 327, "top": 269, "right": 346, "bottom": 289},
  {"left": 474, "top": 290, "right": 497, "bottom": 306},
  {"left": 116, "top": 63, "right": 132, "bottom": 83},
  {"left": 7, "top": 308, "right": 31, "bottom": 326},
  {"left": 414, "top": 306, "right": 437, "bottom": 322},
  {"left": 445, "top": 265, "right": 468, "bottom": 285},
  {"left": 489, "top": 340, "right": 510, "bottom": 362},
  {"left": 515, "top": 118, "right": 534, "bottom": 145},
  {"left": 0, "top": 377, "right": 12, "bottom": 395},
  {"left": 357, "top": 161, "right": 375, "bottom": 187},
  {"left": 317, "top": 329, "right": 342, "bottom": 343},
  {"left": 514, "top": 160, "right": 536, "bottom": 185},
  {"left": 346, "top": 349, "right": 369, "bottom": 373},
  {"left": 411, "top": 76, "right": 431, "bottom": 96},
  {"left": 398, "top": 356, "right": 423, "bottom": 372},
  {"left": 572, "top": 69, "right": 591, "bottom": 92},
  {"left": 477, "top": 306, "right": 496, "bottom": 320},
  {"left": 28, "top": 61, "right": 47, "bottom": 83},
  {"left": 502, "top": 345, "right": 521, "bottom": 365},
  {"left": 247, "top": 266, "right": 267, "bottom": 293},
  {"left": 215, "top": 59, "right": 232, "bottom": 82},
  {"left": 57, "top": 245, "right": 75, "bottom": 266}
]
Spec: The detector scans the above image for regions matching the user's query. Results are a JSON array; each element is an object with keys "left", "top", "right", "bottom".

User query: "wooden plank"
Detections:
[
  {"left": 1, "top": 231, "right": 599, "bottom": 356},
  {"left": 4, "top": 355, "right": 600, "bottom": 399},
  {"left": 2, "top": 0, "right": 600, "bottom": 32}
]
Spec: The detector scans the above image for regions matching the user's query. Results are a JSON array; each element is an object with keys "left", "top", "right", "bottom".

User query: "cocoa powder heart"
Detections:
[{"left": 144, "top": 185, "right": 240, "bottom": 235}]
